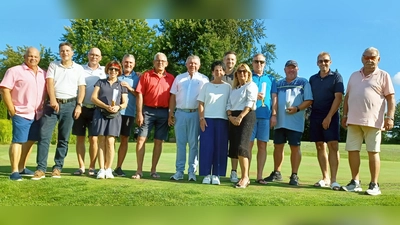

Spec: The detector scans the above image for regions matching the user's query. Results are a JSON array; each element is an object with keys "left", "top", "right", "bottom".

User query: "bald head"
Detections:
[{"left": 24, "top": 47, "right": 40, "bottom": 70}]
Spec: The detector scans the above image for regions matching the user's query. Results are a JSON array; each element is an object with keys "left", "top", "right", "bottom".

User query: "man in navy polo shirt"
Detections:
[{"left": 309, "top": 52, "right": 344, "bottom": 190}]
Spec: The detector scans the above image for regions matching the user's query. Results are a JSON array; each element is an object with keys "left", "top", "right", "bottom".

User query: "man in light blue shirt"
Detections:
[
  {"left": 114, "top": 54, "right": 140, "bottom": 176},
  {"left": 264, "top": 60, "right": 313, "bottom": 186},
  {"left": 250, "top": 53, "right": 277, "bottom": 185}
]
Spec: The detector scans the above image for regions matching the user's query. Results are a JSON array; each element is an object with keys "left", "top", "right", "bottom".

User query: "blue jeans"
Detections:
[
  {"left": 36, "top": 102, "right": 75, "bottom": 172},
  {"left": 174, "top": 110, "right": 199, "bottom": 174}
]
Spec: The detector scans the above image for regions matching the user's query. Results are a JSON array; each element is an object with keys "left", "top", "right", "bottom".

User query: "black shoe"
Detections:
[
  {"left": 263, "top": 171, "right": 283, "bottom": 182},
  {"left": 113, "top": 167, "right": 126, "bottom": 177},
  {"left": 289, "top": 174, "right": 299, "bottom": 186}
]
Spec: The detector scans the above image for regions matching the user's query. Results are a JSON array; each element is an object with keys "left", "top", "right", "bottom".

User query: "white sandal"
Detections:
[{"left": 314, "top": 179, "right": 330, "bottom": 187}]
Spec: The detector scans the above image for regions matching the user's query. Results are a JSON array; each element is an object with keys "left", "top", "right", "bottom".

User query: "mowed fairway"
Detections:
[{"left": 0, "top": 142, "right": 399, "bottom": 206}]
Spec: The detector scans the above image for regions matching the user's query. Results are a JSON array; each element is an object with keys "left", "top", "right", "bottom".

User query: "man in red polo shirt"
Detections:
[{"left": 133, "top": 52, "right": 175, "bottom": 179}]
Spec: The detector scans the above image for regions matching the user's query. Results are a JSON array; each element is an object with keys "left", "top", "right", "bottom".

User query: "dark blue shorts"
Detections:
[
  {"left": 138, "top": 106, "right": 169, "bottom": 141},
  {"left": 309, "top": 114, "right": 340, "bottom": 142},
  {"left": 120, "top": 115, "right": 135, "bottom": 137},
  {"left": 273, "top": 128, "right": 303, "bottom": 146},
  {"left": 11, "top": 115, "right": 34, "bottom": 143}
]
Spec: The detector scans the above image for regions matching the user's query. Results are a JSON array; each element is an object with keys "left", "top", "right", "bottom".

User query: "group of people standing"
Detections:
[{"left": 1, "top": 44, "right": 395, "bottom": 195}]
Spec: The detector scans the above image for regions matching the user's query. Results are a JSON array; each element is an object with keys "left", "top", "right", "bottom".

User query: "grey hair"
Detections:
[
  {"left": 154, "top": 52, "right": 167, "bottom": 61},
  {"left": 186, "top": 55, "right": 201, "bottom": 64},
  {"left": 123, "top": 54, "right": 135, "bottom": 61},
  {"left": 363, "top": 47, "right": 380, "bottom": 56},
  {"left": 252, "top": 53, "right": 266, "bottom": 60}
]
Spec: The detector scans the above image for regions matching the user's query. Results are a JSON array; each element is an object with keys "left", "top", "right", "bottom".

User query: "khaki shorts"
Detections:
[{"left": 345, "top": 125, "right": 381, "bottom": 152}]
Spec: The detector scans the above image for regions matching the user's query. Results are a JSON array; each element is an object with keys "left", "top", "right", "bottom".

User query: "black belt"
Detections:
[
  {"left": 56, "top": 97, "right": 76, "bottom": 104},
  {"left": 145, "top": 105, "right": 168, "bottom": 109}
]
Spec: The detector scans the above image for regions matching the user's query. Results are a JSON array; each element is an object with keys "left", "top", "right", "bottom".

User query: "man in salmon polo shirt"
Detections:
[
  {"left": 0, "top": 47, "right": 46, "bottom": 181},
  {"left": 341, "top": 47, "right": 395, "bottom": 196},
  {"left": 132, "top": 52, "right": 175, "bottom": 179}
]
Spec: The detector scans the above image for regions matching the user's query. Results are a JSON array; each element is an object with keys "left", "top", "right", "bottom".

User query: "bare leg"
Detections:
[
  {"left": 327, "top": 141, "right": 339, "bottom": 183},
  {"left": 76, "top": 136, "right": 86, "bottom": 170},
  {"left": 19, "top": 140, "right": 35, "bottom": 171},
  {"left": 88, "top": 136, "right": 98, "bottom": 170},
  {"left": 368, "top": 152, "right": 380, "bottom": 183},
  {"left": 151, "top": 139, "right": 163, "bottom": 173},
  {"left": 116, "top": 135, "right": 129, "bottom": 168},
  {"left": 9, "top": 143, "right": 22, "bottom": 173},
  {"left": 315, "top": 141, "right": 329, "bottom": 183},
  {"left": 97, "top": 135, "right": 105, "bottom": 169},
  {"left": 273, "top": 143, "right": 285, "bottom": 171},
  {"left": 348, "top": 151, "right": 360, "bottom": 181},
  {"left": 256, "top": 140, "right": 267, "bottom": 180},
  {"left": 104, "top": 136, "right": 115, "bottom": 169},
  {"left": 135, "top": 136, "right": 147, "bottom": 174},
  {"left": 289, "top": 145, "right": 301, "bottom": 174},
  {"left": 238, "top": 156, "right": 249, "bottom": 186}
]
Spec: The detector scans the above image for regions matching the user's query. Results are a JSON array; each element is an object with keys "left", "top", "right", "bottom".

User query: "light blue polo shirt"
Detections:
[
  {"left": 275, "top": 77, "right": 313, "bottom": 132},
  {"left": 252, "top": 72, "right": 277, "bottom": 119},
  {"left": 118, "top": 71, "right": 140, "bottom": 117}
]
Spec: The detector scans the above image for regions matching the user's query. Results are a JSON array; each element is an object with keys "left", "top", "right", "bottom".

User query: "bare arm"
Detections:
[
  {"left": 73, "top": 85, "right": 85, "bottom": 119},
  {"left": 46, "top": 78, "right": 59, "bottom": 112},
  {"left": 0, "top": 88, "right": 16, "bottom": 116},
  {"left": 341, "top": 93, "right": 349, "bottom": 128},
  {"left": 384, "top": 94, "right": 395, "bottom": 131},
  {"left": 322, "top": 92, "right": 343, "bottom": 129},
  {"left": 136, "top": 93, "right": 144, "bottom": 126},
  {"left": 168, "top": 94, "right": 176, "bottom": 126},
  {"left": 198, "top": 101, "right": 207, "bottom": 132},
  {"left": 270, "top": 93, "right": 277, "bottom": 128}
]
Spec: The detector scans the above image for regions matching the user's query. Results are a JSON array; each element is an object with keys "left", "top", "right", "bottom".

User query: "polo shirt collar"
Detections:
[{"left": 22, "top": 63, "right": 44, "bottom": 74}]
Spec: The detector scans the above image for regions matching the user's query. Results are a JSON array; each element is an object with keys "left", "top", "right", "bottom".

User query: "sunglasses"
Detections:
[
  {"left": 237, "top": 69, "right": 247, "bottom": 73},
  {"left": 253, "top": 60, "right": 265, "bottom": 64},
  {"left": 108, "top": 67, "right": 119, "bottom": 71},
  {"left": 318, "top": 59, "right": 330, "bottom": 64},
  {"left": 363, "top": 55, "right": 378, "bottom": 60}
]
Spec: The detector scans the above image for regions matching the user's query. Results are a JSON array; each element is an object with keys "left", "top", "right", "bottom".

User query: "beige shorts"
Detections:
[{"left": 345, "top": 125, "right": 381, "bottom": 152}]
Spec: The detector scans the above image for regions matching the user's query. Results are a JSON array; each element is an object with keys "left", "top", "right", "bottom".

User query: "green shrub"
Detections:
[{"left": 0, "top": 119, "right": 12, "bottom": 144}]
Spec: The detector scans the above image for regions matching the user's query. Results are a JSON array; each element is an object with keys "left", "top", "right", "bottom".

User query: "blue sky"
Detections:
[{"left": 1, "top": 0, "right": 399, "bottom": 101}]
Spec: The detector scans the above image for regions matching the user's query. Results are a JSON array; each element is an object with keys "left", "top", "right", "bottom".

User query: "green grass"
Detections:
[{"left": 0, "top": 142, "right": 399, "bottom": 206}]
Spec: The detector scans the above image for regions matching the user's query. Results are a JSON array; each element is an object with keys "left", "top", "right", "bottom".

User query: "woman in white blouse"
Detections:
[
  {"left": 198, "top": 61, "right": 231, "bottom": 185},
  {"left": 226, "top": 63, "right": 258, "bottom": 188}
]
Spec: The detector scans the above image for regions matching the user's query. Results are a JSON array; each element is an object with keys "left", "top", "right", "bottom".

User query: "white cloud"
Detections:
[{"left": 393, "top": 72, "right": 400, "bottom": 85}]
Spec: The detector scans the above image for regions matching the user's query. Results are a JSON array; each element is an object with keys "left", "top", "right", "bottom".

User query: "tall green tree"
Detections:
[
  {"left": 61, "top": 19, "right": 157, "bottom": 72},
  {"left": 155, "top": 19, "right": 277, "bottom": 77}
]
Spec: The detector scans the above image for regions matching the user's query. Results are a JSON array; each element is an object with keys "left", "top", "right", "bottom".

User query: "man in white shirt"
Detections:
[
  {"left": 32, "top": 42, "right": 86, "bottom": 180},
  {"left": 72, "top": 47, "right": 106, "bottom": 176},
  {"left": 169, "top": 55, "right": 209, "bottom": 181}
]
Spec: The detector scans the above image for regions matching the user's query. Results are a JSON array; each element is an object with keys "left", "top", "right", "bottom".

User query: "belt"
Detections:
[
  {"left": 145, "top": 105, "right": 168, "bottom": 109},
  {"left": 83, "top": 104, "right": 96, "bottom": 109},
  {"left": 56, "top": 97, "right": 76, "bottom": 104},
  {"left": 177, "top": 108, "right": 198, "bottom": 113}
]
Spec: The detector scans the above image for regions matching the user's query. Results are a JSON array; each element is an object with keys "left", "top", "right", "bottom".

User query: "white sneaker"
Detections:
[
  {"left": 230, "top": 171, "right": 238, "bottom": 183},
  {"left": 170, "top": 171, "right": 184, "bottom": 180},
  {"left": 366, "top": 182, "right": 381, "bottom": 196},
  {"left": 211, "top": 175, "right": 220, "bottom": 185},
  {"left": 340, "top": 179, "right": 362, "bottom": 192},
  {"left": 97, "top": 169, "right": 106, "bottom": 179},
  {"left": 202, "top": 175, "right": 211, "bottom": 184},
  {"left": 105, "top": 168, "right": 114, "bottom": 179}
]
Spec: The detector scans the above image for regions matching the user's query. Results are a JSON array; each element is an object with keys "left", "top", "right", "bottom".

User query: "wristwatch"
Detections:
[
  {"left": 385, "top": 116, "right": 394, "bottom": 121},
  {"left": 77, "top": 103, "right": 83, "bottom": 107},
  {"left": 296, "top": 106, "right": 300, "bottom": 112}
]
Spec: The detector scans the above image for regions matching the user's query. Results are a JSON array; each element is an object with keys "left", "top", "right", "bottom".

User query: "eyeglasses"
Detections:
[
  {"left": 317, "top": 59, "right": 330, "bottom": 64},
  {"left": 109, "top": 67, "right": 119, "bottom": 71},
  {"left": 253, "top": 60, "right": 265, "bottom": 64},
  {"left": 237, "top": 69, "right": 247, "bottom": 73},
  {"left": 155, "top": 60, "right": 167, "bottom": 63},
  {"left": 363, "top": 55, "right": 378, "bottom": 60}
]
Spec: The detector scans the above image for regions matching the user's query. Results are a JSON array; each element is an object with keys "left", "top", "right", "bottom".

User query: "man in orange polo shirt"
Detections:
[{"left": 132, "top": 52, "right": 175, "bottom": 179}]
